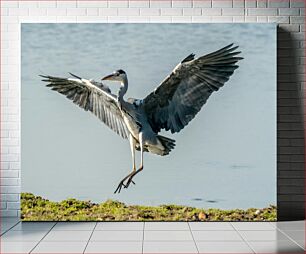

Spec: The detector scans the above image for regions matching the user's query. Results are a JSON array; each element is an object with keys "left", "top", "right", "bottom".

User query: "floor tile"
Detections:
[
  {"left": 85, "top": 241, "right": 143, "bottom": 253},
  {"left": 296, "top": 240, "right": 305, "bottom": 250},
  {"left": 0, "top": 241, "right": 37, "bottom": 253},
  {"left": 197, "top": 241, "right": 253, "bottom": 253},
  {"left": 11, "top": 222, "right": 55, "bottom": 231},
  {"left": 145, "top": 222, "right": 189, "bottom": 230},
  {"left": 90, "top": 230, "right": 143, "bottom": 241},
  {"left": 42, "top": 230, "right": 92, "bottom": 241},
  {"left": 1, "top": 221, "right": 20, "bottom": 233},
  {"left": 144, "top": 230, "right": 193, "bottom": 241},
  {"left": 282, "top": 230, "right": 305, "bottom": 241},
  {"left": 189, "top": 222, "right": 234, "bottom": 231},
  {"left": 231, "top": 222, "right": 276, "bottom": 231},
  {"left": 52, "top": 222, "right": 96, "bottom": 230},
  {"left": 1, "top": 230, "right": 47, "bottom": 242},
  {"left": 239, "top": 230, "right": 291, "bottom": 241},
  {"left": 1, "top": 217, "right": 20, "bottom": 224},
  {"left": 193, "top": 230, "right": 243, "bottom": 241},
  {"left": 1, "top": 229, "right": 8, "bottom": 235},
  {"left": 248, "top": 240, "right": 304, "bottom": 253},
  {"left": 275, "top": 221, "right": 304, "bottom": 231},
  {"left": 294, "top": 241, "right": 304, "bottom": 250},
  {"left": 32, "top": 241, "right": 87, "bottom": 253},
  {"left": 282, "top": 230, "right": 305, "bottom": 249},
  {"left": 143, "top": 241, "right": 198, "bottom": 253},
  {"left": 95, "top": 222, "right": 143, "bottom": 231},
  {"left": 1, "top": 224, "right": 19, "bottom": 234},
  {"left": 1, "top": 221, "right": 20, "bottom": 228}
]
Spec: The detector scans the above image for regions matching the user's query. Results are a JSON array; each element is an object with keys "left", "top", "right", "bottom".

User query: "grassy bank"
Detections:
[{"left": 21, "top": 193, "right": 276, "bottom": 221}]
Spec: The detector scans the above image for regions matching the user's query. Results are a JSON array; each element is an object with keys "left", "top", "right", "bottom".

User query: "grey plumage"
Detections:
[
  {"left": 143, "top": 43, "right": 243, "bottom": 133},
  {"left": 40, "top": 75, "right": 129, "bottom": 139},
  {"left": 40, "top": 43, "right": 243, "bottom": 193}
]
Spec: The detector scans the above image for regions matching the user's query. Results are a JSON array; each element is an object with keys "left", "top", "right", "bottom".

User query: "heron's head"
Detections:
[{"left": 101, "top": 69, "right": 126, "bottom": 82}]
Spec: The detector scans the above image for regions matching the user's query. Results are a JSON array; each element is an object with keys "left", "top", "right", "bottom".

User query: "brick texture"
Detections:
[{"left": 0, "top": 0, "right": 305, "bottom": 220}]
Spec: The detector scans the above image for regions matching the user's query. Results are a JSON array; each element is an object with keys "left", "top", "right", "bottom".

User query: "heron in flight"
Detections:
[{"left": 40, "top": 43, "right": 243, "bottom": 193}]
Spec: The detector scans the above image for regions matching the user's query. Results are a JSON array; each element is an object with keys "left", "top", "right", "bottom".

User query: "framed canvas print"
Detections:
[{"left": 21, "top": 23, "right": 276, "bottom": 221}]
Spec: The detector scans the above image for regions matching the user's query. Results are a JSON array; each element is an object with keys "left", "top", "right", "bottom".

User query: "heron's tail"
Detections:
[{"left": 157, "top": 135, "right": 176, "bottom": 156}]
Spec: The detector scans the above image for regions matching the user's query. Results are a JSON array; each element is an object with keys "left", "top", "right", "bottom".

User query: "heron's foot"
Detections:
[
  {"left": 114, "top": 177, "right": 135, "bottom": 194},
  {"left": 125, "top": 166, "right": 143, "bottom": 189},
  {"left": 125, "top": 175, "right": 136, "bottom": 189},
  {"left": 114, "top": 180, "right": 126, "bottom": 194}
]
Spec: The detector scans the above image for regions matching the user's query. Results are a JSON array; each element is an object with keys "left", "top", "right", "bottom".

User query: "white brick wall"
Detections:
[{"left": 1, "top": 0, "right": 305, "bottom": 219}]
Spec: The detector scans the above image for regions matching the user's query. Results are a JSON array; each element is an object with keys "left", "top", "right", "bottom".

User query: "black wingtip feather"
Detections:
[
  {"left": 39, "top": 74, "right": 50, "bottom": 80},
  {"left": 221, "top": 43, "right": 235, "bottom": 51},
  {"left": 226, "top": 43, "right": 234, "bottom": 48},
  {"left": 69, "top": 72, "right": 82, "bottom": 80},
  {"left": 181, "top": 53, "right": 195, "bottom": 63}
]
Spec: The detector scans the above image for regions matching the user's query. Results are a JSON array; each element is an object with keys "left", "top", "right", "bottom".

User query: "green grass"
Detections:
[{"left": 21, "top": 192, "right": 277, "bottom": 221}]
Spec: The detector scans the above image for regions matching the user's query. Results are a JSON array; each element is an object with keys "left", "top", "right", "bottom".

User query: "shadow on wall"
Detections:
[{"left": 277, "top": 27, "right": 305, "bottom": 221}]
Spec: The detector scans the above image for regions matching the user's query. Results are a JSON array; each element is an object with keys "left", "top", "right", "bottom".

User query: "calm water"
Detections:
[{"left": 21, "top": 24, "right": 276, "bottom": 209}]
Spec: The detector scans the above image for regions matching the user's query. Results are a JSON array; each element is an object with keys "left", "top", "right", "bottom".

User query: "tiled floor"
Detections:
[{"left": 0, "top": 218, "right": 304, "bottom": 253}]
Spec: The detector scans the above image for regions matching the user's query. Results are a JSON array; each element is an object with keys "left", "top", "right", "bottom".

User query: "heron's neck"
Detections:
[{"left": 118, "top": 76, "right": 128, "bottom": 101}]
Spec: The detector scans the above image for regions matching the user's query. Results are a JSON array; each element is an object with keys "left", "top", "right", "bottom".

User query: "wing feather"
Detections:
[
  {"left": 143, "top": 44, "right": 243, "bottom": 133},
  {"left": 40, "top": 74, "right": 129, "bottom": 139}
]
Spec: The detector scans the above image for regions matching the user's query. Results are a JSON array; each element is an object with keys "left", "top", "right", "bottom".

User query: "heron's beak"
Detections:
[{"left": 101, "top": 74, "right": 115, "bottom": 81}]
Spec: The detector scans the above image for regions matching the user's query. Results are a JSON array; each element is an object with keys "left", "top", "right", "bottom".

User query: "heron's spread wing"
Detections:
[
  {"left": 40, "top": 74, "right": 129, "bottom": 139},
  {"left": 142, "top": 43, "right": 243, "bottom": 133}
]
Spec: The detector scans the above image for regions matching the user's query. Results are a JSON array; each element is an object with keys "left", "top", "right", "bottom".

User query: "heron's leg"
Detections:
[
  {"left": 130, "top": 134, "right": 136, "bottom": 172},
  {"left": 114, "top": 135, "right": 136, "bottom": 194},
  {"left": 125, "top": 133, "right": 144, "bottom": 188}
]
